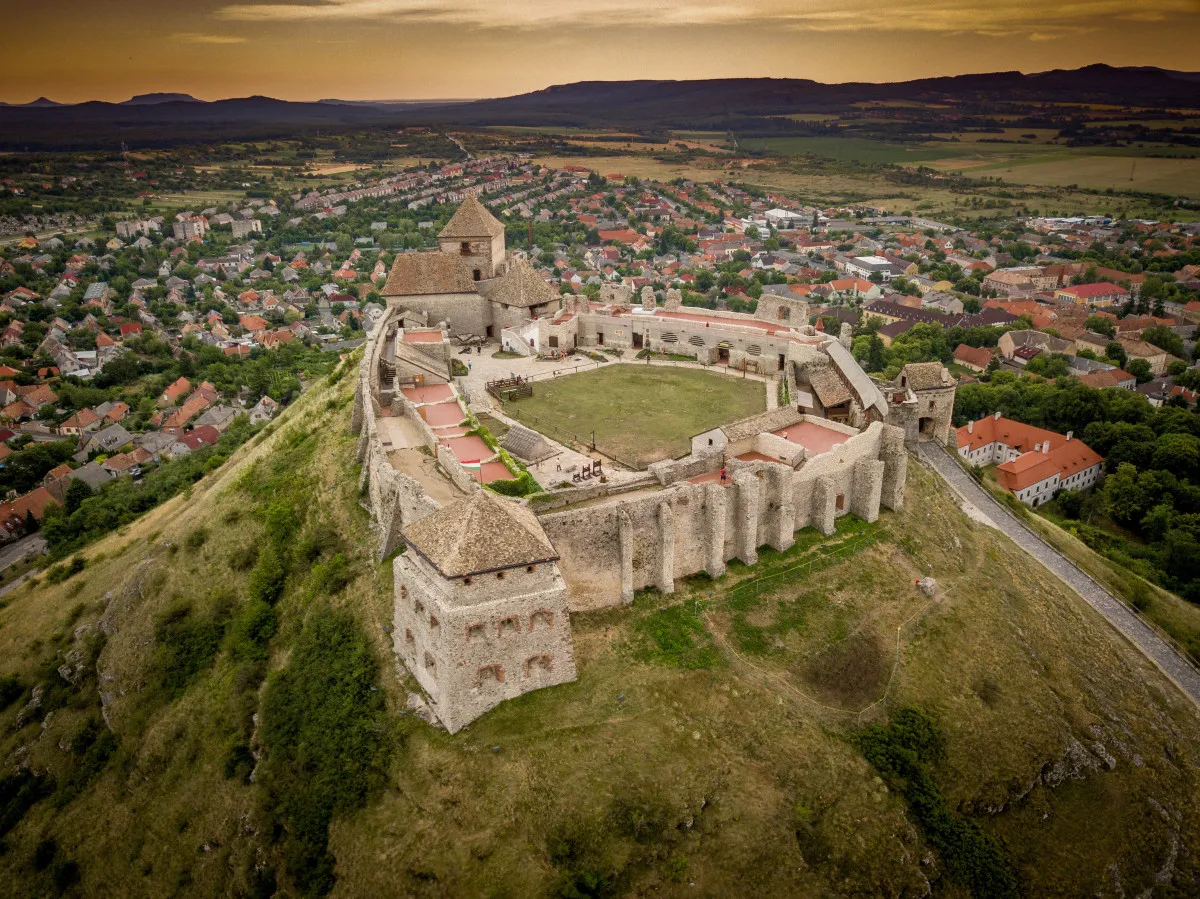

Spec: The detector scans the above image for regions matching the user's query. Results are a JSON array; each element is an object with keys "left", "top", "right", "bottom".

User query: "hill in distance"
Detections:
[
  {"left": 121, "top": 93, "right": 202, "bottom": 106},
  {"left": 1, "top": 64, "right": 1197, "bottom": 148},
  {"left": 0, "top": 355, "right": 1197, "bottom": 895}
]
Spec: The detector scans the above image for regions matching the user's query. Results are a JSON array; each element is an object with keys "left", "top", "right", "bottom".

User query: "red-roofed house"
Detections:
[
  {"left": 170, "top": 425, "right": 220, "bottom": 456},
  {"left": 952, "top": 413, "right": 1103, "bottom": 507},
  {"left": 1054, "top": 282, "right": 1128, "bottom": 308},
  {"left": 159, "top": 376, "right": 191, "bottom": 407},
  {"left": 952, "top": 344, "right": 994, "bottom": 373},
  {"left": 58, "top": 407, "right": 100, "bottom": 436},
  {"left": 3, "top": 486, "right": 61, "bottom": 523}
]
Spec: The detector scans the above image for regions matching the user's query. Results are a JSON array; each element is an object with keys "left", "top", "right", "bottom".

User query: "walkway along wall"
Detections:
[{"left": 352, "top": 307, "right": 445, "bottom": 559}]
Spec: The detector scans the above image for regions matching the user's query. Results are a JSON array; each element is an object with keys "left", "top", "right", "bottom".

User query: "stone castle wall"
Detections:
[
  {"left": 353, "top": 307, "right": 444, "bottom": 558},
  {"left": 537, "top": 421, "right": 904, "bottom": 611}
]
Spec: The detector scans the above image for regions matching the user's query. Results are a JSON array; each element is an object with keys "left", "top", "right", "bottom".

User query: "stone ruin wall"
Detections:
[
  {"left": 352, "top": 308, "right": 444, "bottom": 559},
  {"left": 357, "top": 309, "right": 909, "bottom": 613},
  {"left": 538, "top": 421, "right": 907, "bottom": 611}
]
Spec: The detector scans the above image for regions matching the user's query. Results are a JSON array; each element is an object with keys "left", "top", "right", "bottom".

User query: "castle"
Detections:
[{"left": 355, "top": 198, "right": 954, "bottom": 733}]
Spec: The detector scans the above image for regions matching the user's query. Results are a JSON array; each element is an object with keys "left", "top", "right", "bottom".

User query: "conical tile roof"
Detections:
[
  {"left": 438, "top": 195, "right": 504, "bottom": 240},
  {"left": 403, "top": 489, "right": 557, "bottom": 577}
]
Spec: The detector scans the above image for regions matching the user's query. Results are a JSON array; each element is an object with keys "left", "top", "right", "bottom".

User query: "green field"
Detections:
[
  {"left": 951, "top": 153, "right": 1200, "bottom": 198},
  {"left": 740, "top": 136, "right": 957, "bottom": 164},
  {"left": 741, "top": 135, "right": 1200, "bottom": 198},
  {"left": 502, "top": 364, "right": 766, "bottom": 467}
]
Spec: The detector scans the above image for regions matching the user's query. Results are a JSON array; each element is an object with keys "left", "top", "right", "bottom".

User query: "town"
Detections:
[{"left": 2, "top": 152, "right": 1198, "bottom": 563}]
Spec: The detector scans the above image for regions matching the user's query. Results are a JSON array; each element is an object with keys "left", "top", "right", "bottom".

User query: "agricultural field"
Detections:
[
  {"left": 502, "top": 364, "right": 767, "bottom": 468},
  {"left": 948, "top": 153, "right": 1200, "bottom": 198},
  {"left": 741, "top": 134, "right": 1200, "bottom": 199}
]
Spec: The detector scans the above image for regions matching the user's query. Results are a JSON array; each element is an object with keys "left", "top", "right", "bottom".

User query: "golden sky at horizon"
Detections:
[{"left": 1, "top": 0, "right": 1197, "bottom": 103}]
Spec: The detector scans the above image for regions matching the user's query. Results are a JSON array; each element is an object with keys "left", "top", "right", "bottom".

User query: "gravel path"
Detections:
[{"left": 918, "top": 441, "right": 1200, "bottom": 708}]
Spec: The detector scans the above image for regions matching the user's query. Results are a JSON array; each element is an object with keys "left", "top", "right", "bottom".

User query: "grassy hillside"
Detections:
[{"left": 1, "top": 356, "right": 1198, "bottom": 897}]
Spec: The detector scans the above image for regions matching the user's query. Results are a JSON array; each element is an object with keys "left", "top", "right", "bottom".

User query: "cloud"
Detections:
[
  {"left": 173, "top": 32, "right": 249, "bottom": 44},
  {"left": 212, "top": 0, "right": 1195, "bottom": 37}
]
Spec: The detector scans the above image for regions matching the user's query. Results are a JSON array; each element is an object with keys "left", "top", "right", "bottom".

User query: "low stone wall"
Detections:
[
  {"left": 648, "top": 452, "right": 721, "bottom": 486},
  {"left": 397, "top": 400, "right": 443, "bottom": 450},
  {"left": 353, "top": 308, "right": 444, "bottom": 558},
  {"left": 436, "top": 443, "right": 483, "bottom": 495},
  {"left": 527, "top": 474, "right": 659, "bottom": 512}
]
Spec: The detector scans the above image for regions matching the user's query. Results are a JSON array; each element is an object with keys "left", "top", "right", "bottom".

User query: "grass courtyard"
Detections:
[{"left": 501, "top": 364, "right": 766, "bottom": 468}]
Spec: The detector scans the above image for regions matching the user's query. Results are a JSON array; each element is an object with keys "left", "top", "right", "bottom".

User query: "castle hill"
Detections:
[{"left": 1, "top": 44, "right": 1200, "bottom": 897}]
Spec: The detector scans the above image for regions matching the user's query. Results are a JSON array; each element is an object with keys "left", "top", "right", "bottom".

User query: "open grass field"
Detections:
[
  {"left": 528, "top": 152, "right": 1198, "bottom": 221},
  {"left": 501, "top": 364, "right": 766, "bottom": 467},
  {"left": 2, "top": 366, "right": 1199, "bottom": 895},
  {"left": 740, "top": 134, "right": 1200, "bottom": 198},
  {"left": 947, "top": 153, "right": 1200, "bottom": 198},
  {"left": 741, "top": 136, "right": 957, "bottom": 164}
]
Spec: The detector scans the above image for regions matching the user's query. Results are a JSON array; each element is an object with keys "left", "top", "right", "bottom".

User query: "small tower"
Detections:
[
  {"left": 437, "top": 195, "right": 507, "bottom": 282},
  {"left": 393, "top": 490, "right": 577, "bottom": 733}
]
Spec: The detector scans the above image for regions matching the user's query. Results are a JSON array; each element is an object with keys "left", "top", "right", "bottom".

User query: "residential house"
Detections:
[
  {"left": 952, "top": 344, "right": 994, "bottom": 373},
  {"left": 1118, "top": 337, "right": 1176, "bottom": 376},
  {"left": 170, "top": 425, "right": 220, "bottom": 456},
  {"left": 952, "top": 413, "right": 1103, "bottom": 507},
  {"left": 1054, "top": 282, "right": 1129, "bottom": 308},
  {"left": 159, "top": 376, "right": 191, "bottom": 407}
]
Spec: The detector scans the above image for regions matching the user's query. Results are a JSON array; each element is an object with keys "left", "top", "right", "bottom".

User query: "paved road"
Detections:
[
  {"left": 0, "top": 534, "right": 45, "bottom": 571},
  {"left": 918, "top": 442, "right": 1200, "bottom": 708}
]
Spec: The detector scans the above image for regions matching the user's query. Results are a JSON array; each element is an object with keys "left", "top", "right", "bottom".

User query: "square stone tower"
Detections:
[
  {"left": 436, "top": 195, "right": 507, "bottom": 282},
  {"left": 393, "top": 490, "right": 577, "bottom": 733}
]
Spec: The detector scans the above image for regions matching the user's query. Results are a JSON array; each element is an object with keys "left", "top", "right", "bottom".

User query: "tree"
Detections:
[
  {"left": 1152, "top": 433, "right": 1200, "bottom": 480},
  {"left": 1126, "top": 359, "right": 1153, "bottom": 384},
  {"left": 866, "top": 335, "right": 886, "bottom": 373},
  {"left": 1085, "top": 315, "right": 1115, "bottom": 338},
  {"left": 64, "top": 478, "right": 93, "bottom": 515},
  {"left": 1105, "top": 341, "right": 1127, "bottom": 368},
  {"left": 1103, "top": 463, "right": 1151, "bottom": 528},
  {"left": 1141, "top": 325, "right": 1184, "bottom": 359}
]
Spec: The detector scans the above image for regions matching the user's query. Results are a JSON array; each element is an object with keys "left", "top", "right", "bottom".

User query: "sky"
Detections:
[{"left": 1, "top": 0, "right": 1197, "bottom": 103}]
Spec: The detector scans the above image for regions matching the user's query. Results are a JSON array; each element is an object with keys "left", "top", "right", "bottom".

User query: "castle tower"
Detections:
[
  {"left": 437, "top": 195, "right": 506, "bottom": 282},
  {"left": 392, "top": 490, "right": 577, "bottom": 733}
]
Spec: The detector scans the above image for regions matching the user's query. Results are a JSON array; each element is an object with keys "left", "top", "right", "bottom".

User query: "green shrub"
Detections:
[
  {"left": 51, "top": 859, "right": 80, "bottom": 891},
  {"left": 33, "top": 837, "right": 57, "bottom": 870},
  {"left": 152, "top": 599, "right": 230, "bottom": 702},
  {"left": 311, "top": 554, "right": 351, "bottom": 595},
  {"left": 258, "top": 606, "right": 393, "bottom": 896},
  {"left": 248, "top": 546, "right": 287, "bottom": 606},
  {"left": 185, "top": 527, "right": 209, "bottom": 550},
  {"left": 487, "top": 472, "right": 541, "bottom": 497},
  {"left": 854, "top": 708, "right": 1018, "bottom": 898},
  {"left": 45, "top": 557, "right": 86, "bottom": 584},
  {"left": 0, "top": 675, "right": 24, "bottom": 710},
  {"left": 52, "top": 717, "right": 117, "bottom": 808},
  {"left": 227, "top": 600, "right": 277, "bottom": 663},
  {"left": 0, "top": 771, "right": 52, "bottom": 837}
]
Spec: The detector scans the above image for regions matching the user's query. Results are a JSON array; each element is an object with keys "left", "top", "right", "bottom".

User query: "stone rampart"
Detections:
[{"left": 353, "top": 308, "right": 444, "bottom": 558}]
